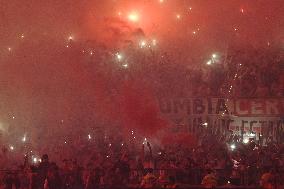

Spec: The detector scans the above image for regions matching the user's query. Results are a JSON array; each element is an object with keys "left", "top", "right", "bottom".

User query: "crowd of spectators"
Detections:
[
  {"left": 79, "top": 39, "right": 284, "bottom": 98},
  {"left": 1, "top": 131, "right": 284, "bottom": 189}
]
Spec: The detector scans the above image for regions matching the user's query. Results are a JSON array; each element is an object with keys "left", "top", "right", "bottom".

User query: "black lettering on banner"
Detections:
[
  {"left": 173, "top": 99, "right": 191, "bottom": 114},
  {"left": 193, "top": 99, "right": 205, "bottom": 114}
]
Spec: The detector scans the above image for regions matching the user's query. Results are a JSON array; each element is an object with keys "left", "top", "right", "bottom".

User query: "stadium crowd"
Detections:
[{"left": 1, "top": 131, "right": 284, "bottom": 189}]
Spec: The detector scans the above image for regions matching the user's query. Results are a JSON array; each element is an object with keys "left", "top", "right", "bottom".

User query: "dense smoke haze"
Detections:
[{"left": 0, "top": 0, "right": 283, "bottom": 164}]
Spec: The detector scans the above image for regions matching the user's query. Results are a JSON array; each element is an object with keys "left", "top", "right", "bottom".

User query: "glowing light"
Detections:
[
  {"left": 152, "top": 39, "right": 157, "bottom": 46},
  {"left": 212, "top": 54, "right": 217, "bottom": 58},
  {"left": 88, "top": 134, "right": 92, "bottom": 140},
  {"left": 230, "top": 144, "right": 236, "bottom": 150},
  {"left": 22, "top": 135, "right": 27, "bottom": 142},
  {"left": 128, "top": 12, "right": 139, "bottom": 22},
  {"left": 116, "top": 53, "right": 123, "bottom": 61},
  {"left": 140, "top": 40, "right": 147, "bottom": 48},
  {"left": 64, "top": 141, "right": 67, "bottom": 144},
  {"left": 207, "top": 60, "right": 212, "bottom": 65},
  {"left": 8, "top": 47, "right": 12, "bottom": 52},
  {"left": 176, "top": 14, "right": 181, "bottom": 19},
  {"left": 68, "top": 36, "right": 73, "bottom": 40},
  {"left": 192, "top": 31, "right": 197, "bottom": 35},
  {"left": 189, "top": 7, "right": 192, "bottom": 11},
  {"left": 12, "top": 116, "right": 15, "bottom": 119},
  {"left": 203, "top": 122, "right": 208, "bottom": 126},
  {"left": 121, "top": 143, "right": 124, "bottom": 146},
  {"left": 234, "top": 28, "right": 238, "bottom": 31},
  {"left": 240, "top": 8, "right": 244, "bottom": 13},
  {"left": 249, "top": 133, "right": 256, "bottom": 137},
  {"left": 109, "top": 143, "right": 112, "bottom": 147},
  {"left": 21, "top": 34, "right": 25, "bottom": 39},
  {"left": 243, "top": 138, "right": 249, "bottom": 144},
  {"left": 9, "top": 145, "right": 14, "bottom": 150},
  {"left": 159, "top": 0, "right": 164, "bottom": 3},
  {"left": 90, "top": 51, "right": 94, "bottom": 55},
  {"left": 122, "top": 64, "right": 128, "bottom": 68}
]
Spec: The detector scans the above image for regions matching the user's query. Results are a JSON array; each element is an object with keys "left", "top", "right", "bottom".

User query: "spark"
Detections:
[
  {"left": 10, "top": 145, "right": 14, "bottom": 150},
  {"left": 140, "top": 40, "right": 147, "bottom": 48},
  {"left": 212, "top": 54, "right": 217, "bottom": 58},
  {"left": 202, "top": 122, "right": 208, "bottom": 126},
  {"left": 230, "top": 144, "right": 236, "bottom": 150},
  {"left": 116, "top": 53, "right": 123, "bottom": 61},
  {"left": 22, "top": 135, "right": 27, "bottom": 142},
  {"left": 88, "top": 134, "right": 92, "bottom": 140},
  {"left": 243, "top": 138, "right": 249, "bottom": 144}
]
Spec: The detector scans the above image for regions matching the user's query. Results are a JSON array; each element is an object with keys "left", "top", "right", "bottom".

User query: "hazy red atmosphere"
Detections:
[{"left": 0, "top": 1, "right": 283, "bottom": 188}]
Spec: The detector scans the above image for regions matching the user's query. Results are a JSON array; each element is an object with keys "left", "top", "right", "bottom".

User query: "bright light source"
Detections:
[
  {"left": 22, "top": 135, "right": 27, "bottom": 142},
  {"left": 12, "top": 116, "right": 15, "bottom": 119},
  {"left": 68, "top": 36, "right": 73, "bottom": 40},
  {"left": 192, "top": 31, "right": 197, "bottom": 35},
  {"left": 122, "top": 64, "right": 128, "bottom": 68},
  {"left": 9, "top": 145, "right": 14, "bottom": 150},
  {"left": 176, "top": 14, "right": 181, "bottom": 19},
  {"left": 128, "top": 12, "right": 139, "bottom": 22},
  {"left": 203, "top": 122, "right": 208, "bottom": 126},
  {"left": 8, "top": 47, "right": 12, "bottom": 52},
  {"left": 88, "top": 134, "right": 92, "bottom": 140},
  {"left": 116, "top": 53, "right": 123, "bottom": 61},
  {"left": 212, "top": 54, "right": 217, "bottom": 58},
  {"left": 243, "top": 138, "right": 249, "bottom": 144},
  {"left": 140, "top": 40, "right": 147, "bottom": 48},
  {"left": 21, "top": 34, "right": 25, "bottom": 39},
  {"left": 230, "top": 144, "right": 236, "bottom": 150},
  {"left": 207, "top": 60, "right": 212, "bottom": 65}
]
